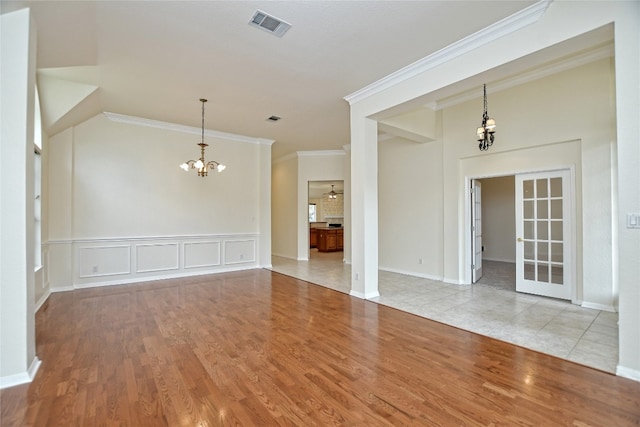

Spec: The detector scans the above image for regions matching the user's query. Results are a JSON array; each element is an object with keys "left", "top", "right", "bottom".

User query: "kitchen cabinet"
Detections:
[
  {"left": 316, "top": 227, "right": 343, "bottom": 252},
  {"left": 310, "top": 228, "right": 317, "bottom": 248}
]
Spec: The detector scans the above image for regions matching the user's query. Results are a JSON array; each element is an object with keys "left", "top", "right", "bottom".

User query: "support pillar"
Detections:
[{"left": 349, "top": 115, "right": 379, "bottom": 299}]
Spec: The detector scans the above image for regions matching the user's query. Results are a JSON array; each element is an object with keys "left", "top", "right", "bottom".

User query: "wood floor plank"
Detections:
[{"left": 2, "top": 269, "right": 639, "bottom": 426}]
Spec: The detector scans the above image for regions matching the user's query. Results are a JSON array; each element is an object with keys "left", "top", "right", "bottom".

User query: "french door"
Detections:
[
  {"left": 515, "top": 170, "right": 572, "bottom": 300},
  {"left": 471, "top": 180, "right": 483, "bottom": 283}
]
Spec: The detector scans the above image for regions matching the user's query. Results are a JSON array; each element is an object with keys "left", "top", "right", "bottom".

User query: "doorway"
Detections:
[
  {"left": 470, "top": 169, "right": 575, "bottom": 301},
  {"left": 471, "top": 176, "right": 517, "bottom": 290},
  {"left": 308, "top": 181, "right": 344, "bottom": 259}
]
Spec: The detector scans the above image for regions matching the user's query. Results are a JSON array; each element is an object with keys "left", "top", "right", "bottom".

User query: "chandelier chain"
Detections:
[
  {"left": 476, "top": 84, "right": 496, "bottom": 151},
  {"left": 179, "top": 98, "right": 226, "bottom": 177},
  {"left": 201, "top": 98, "right": 206, "bottom": 146}
]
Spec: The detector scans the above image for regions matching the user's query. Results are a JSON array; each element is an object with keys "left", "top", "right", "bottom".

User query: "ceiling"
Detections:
[
  {"left": 2, "top": 0, "right": 544, "bottom": 159},
  {"left": 309, "top": 181, "right": 343, "bottom": 199}
]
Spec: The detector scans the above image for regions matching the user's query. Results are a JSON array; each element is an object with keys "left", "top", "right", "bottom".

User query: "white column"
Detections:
[
  {"left": 258, "top": 140, "right": 273, "bottom": 268},
  {"left": 614, "top": 1, "right": 640, "bottom": 381},
  {"left": 0, "top": 8, "right": 40, "bottom": 388},
  {"left": 349, "top": 115, "right": 379, "bottom": 299},
  {"left": 342, "top": 144, "right": 352, "bottom": 264}
]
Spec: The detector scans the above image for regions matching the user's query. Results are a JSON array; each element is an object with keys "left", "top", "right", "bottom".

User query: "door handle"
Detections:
[{"left": 517, "top": 237, "right": 523, "bottom": 242}]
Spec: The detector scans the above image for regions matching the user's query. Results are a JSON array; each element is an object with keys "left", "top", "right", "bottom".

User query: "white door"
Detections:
[
  {"left": 471, "top": 180, "right": 483, "bottom": 283},
  {"left": 515, "top": 170, "right": 572, "bottom": 300}
]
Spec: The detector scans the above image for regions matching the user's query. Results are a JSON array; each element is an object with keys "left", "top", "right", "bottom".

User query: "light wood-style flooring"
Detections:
[{"left": 2, "top": 269, "right": 639, "bottom": 426}]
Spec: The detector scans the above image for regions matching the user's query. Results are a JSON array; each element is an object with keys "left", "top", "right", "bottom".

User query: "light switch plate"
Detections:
[{"left": 627, "top": 213, "right": 640, "bottom": 229}]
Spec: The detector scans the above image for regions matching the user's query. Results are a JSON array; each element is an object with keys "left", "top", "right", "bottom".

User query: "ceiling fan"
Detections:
[{"left": 323, "top": 184, "right": 343, "bottom": 200}]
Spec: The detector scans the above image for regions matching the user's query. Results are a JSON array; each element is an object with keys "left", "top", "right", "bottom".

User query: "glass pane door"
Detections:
[{"left": 516, "top": 170, "right": 572, "bottom": 300}]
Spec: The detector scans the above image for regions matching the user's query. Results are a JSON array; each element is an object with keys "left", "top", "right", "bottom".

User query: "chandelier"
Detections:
[
  {"left": 476, "top": 84, "right": 496, "bottom": 151},
  {"left": 180, "top": 98, "right": 226, "bottom": 177}
]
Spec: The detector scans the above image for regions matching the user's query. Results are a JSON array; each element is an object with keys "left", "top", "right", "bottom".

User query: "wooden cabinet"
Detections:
[
  {"left": 310, "top": 228, "right": 317, "bottom": 248},
  {"left": 316, "top": 227, "right": 344, "bottom": 252}
]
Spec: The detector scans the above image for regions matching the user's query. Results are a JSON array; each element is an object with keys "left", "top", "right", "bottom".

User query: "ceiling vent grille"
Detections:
[{"left": 249, "top": 10, "right": 291, "bottom": 37}]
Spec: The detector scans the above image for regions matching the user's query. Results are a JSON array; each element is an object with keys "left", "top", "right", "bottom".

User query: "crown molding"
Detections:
[
  {"left": 103, "top": 112, "right": 274, "bottom": 146},
  {"left": 256, "top": 138, "right": 276, "bottom": 146},
  {"left": 433, "top": 43, "right": 613, "bottom": 111},
  {"left": 344, "top": 0, "right": 552, "bottom": 105},
  {"left": 272, "top": 149, "right": 346, "bottom": 164},
  {"left": 296, "top": 150, "right": 346, "bottom": 157}
]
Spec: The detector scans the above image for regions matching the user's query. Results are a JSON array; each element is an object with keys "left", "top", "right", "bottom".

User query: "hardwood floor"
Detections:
[{"left": 2, "top": 269, "right": 639, "bottom": 426}]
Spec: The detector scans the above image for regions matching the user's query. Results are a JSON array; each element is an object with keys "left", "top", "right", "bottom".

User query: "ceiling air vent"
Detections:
[{"left": 249, "top": 10, "right": 291, "bottom": 37}]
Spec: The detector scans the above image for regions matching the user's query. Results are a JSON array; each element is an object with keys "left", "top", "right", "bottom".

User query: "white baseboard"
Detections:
[
  {"left": 483, "top": 257, "right": 516, "bottom": 263},
  {"left": 271, "top": 253, "right": 298, "bottom": 261},
  {"left": 581, "top": 301, "right": 616, "bottom": 313},
  {"left": 35, "top": 289, "right": 51, "bottom": 313},
  {"left": 378, "top": 265, "right": 444, "bottom": 282},
  {"left": 50, "top": 285, "right": 75, "bottom": 293},
  {"left": 0, "top": 357, "right": 41, "bottom": 390},
  {"left": 616, "top": 365, "right": 640, "bottom": 382},
  {"left": 72, "top": 265, "right": 256, "bottom": 290},
  {"left": 443, "top": 277, "right": 466, "bottom": 285},
  {"left": 50, "top": 265, "right": 256, "bottom": 293},
  {"left": 349, "top": 289, "right": 380, "bottom": 299}
]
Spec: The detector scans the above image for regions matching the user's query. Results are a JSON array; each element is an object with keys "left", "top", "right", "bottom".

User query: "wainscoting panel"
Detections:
[
  {"left": 78, "top": 245, "right": 131, "bottom": 278},
  {"left": 225, "top": 239, "right": 256, "bottom": 265},
  {"left": 135, "top": 243, "right": 180, "bottom": 273},
  {"left": 48, "top": 234, "right": 259, "bottom": 290},
  {"left": 184, "top": 241, "right": 221, "bottom": 269}
]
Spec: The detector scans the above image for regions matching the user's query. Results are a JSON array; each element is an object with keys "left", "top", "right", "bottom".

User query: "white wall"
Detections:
[
  {"left": 271, "top": 151, "right": 347, "bottom": 261},
  {"left": 0, "top": 8, "right": 39, "bottom": 388},
  {"left": 378, "top": 135, "right": 443, "bottom": 279},
  {"left": 47, "top": 113, "right": 270, "bottom": 289},
  {"left": 447, "top": 59, "right": 614, "bottom": 309},
  {"left": 349, "top": 1, "right": 640, "bottom": 379},
  {"left": 613, "top": 1, "right": 640, "bottom": 380},
  {"left": 380, "top": 59, "right": 614, "bottom": 307},
  {"left": 296, "top": 151, "right": 345, "bottom": 260},
  {"left": 34, "top": 108, "right": 50, "bottom": 310},
  {"left": 271, "top": 155, "right": 298, "bottom": 259}
]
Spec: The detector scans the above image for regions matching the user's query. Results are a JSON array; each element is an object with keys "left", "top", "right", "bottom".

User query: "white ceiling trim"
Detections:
[
  {"left": 434, "top": 43, "right": 614, "bottom": 111},
  {"left": 273, "top": 149, "right": 346, "bottom": 164},
  {"left": 297, "top": 150, "right": 346, "bottom": 157},
  {"left": 103, "top": 112, "right": 275, "bottom": 146},
  {"left": 344, "top": 0, "right": 552, "bottom": 105}
]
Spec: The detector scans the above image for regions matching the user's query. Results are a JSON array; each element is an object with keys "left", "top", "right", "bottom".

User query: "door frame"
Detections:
[
  {"left": 471, "top": 180, "right": 483, "bottom": 283},
  {"left": 463, "top": 166, "right": 578, "bottom": 303}
]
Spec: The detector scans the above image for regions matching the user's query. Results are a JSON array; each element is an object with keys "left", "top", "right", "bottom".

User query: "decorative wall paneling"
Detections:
[{"left": 47, "top": 234, "right": 259, "bottom": 290}]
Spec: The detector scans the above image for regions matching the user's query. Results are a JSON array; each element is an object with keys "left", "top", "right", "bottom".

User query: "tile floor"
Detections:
[{"left": 269, "top": 251, "right": 619, "bottom": 374}]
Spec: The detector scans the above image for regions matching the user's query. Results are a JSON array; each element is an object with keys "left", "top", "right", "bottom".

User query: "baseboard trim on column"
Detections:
[{"left": 0, "top": 356, "right": 41, "bottom": 390}]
